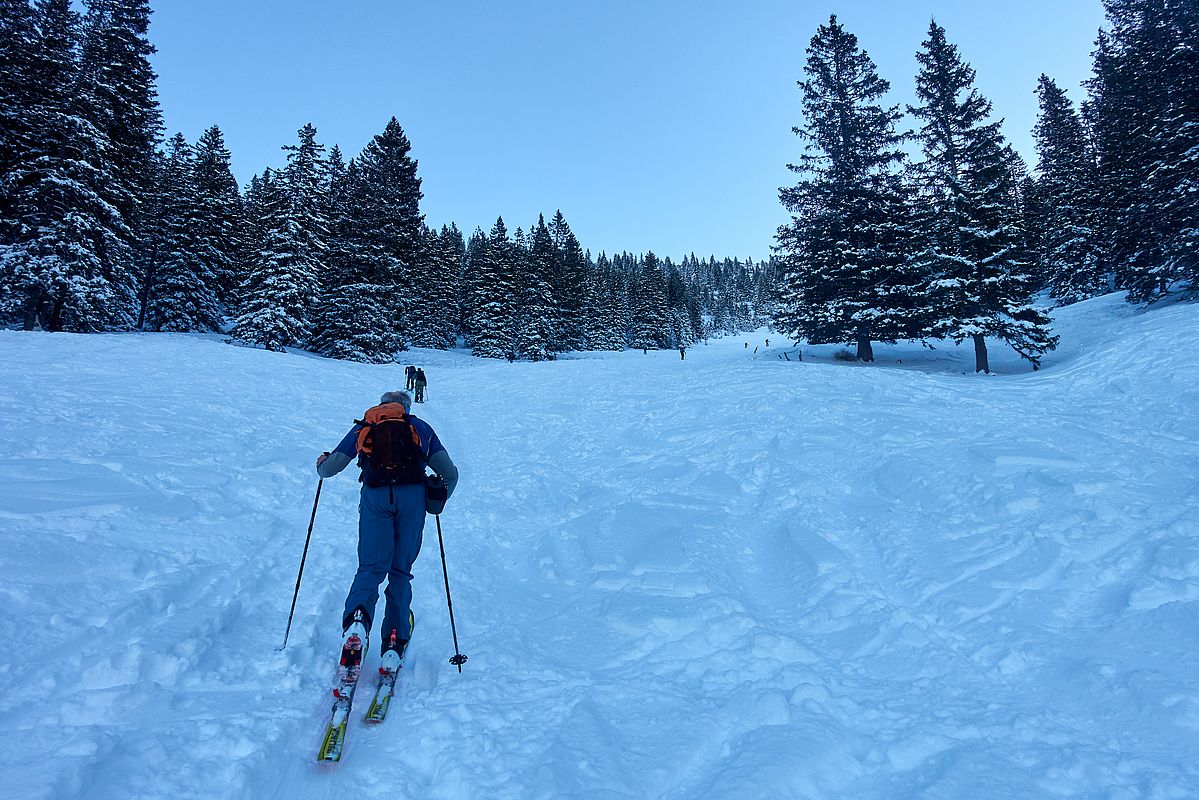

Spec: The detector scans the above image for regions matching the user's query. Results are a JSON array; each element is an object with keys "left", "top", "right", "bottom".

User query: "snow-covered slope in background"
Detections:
[{"left": 1, "top": 293, "right": 1196, "bottom": 799}]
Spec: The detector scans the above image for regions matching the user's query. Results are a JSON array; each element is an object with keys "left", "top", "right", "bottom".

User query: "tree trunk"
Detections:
[
  {"left": 973, "top": 333, "right": 989, "bottom": 374},
  {"left": 21, "top": 289, "right": 43, "bottom": 331},
  {"left": 856, "top": 336, "right": 874, "bottom": 362}
]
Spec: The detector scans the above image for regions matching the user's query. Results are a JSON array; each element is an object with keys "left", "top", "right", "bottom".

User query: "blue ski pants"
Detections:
[{"left": 343, "top": 483, "right": 425, "bottom": 643}]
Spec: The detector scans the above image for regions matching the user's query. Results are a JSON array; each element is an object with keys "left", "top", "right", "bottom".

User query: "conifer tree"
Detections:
[
  {"left": 548, "top": 210, "right": 587, "bottom": 351},
  {"left": 1087, "top": 0, "right": 1198, "bottom": 301},
  {"left": 309, "top": 154, "right": 406, "bottom": 362},
  {"left": 0, "top": 0, "right": 39, "bottom": 246},
  {"left": 1032, "top": 75, "right": 1106, "bottom": 304},
  {"left": 232, "top": 125, "right": 327, "bottom": 351},
  {"left": 774, "top": 15, "right": 919, "bottom": 362},
  {"left": 515, "top": 215, "right": 557, "bottom": 360},
  {"left": 0, "top": 0, "right": 138, "bottom": 331},
  {"left": 630, "top": 251, "right": 669, "bottom": 349},
  {"left": 78, "top": 0, "right": 162, "bottom": 295},
  {"left": 469, "top": 217, "right": 518, "bottom": 358},
  {"left": 191, "top": 125, "right": 244, "bottom": 310},
  {"left": 144, "top": 133, "right": 221, "bottom": 332},
  {"left": 422, "top": 224, "right": 465, "bottom": 349},
  {"left": 910, "top": 20, "right": 1056, "bottom": 372},
  {"left": 583, "top": 253, "right": 628, "bottom": 350}
]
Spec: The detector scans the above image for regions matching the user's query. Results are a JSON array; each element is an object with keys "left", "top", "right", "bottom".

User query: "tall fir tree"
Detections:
[
  {"left": 469, "top": 217, "right": 518, "bottom": 358},
  {"left": 232, "top": 125, "right": 328, "bottom": 351},
  {"left": 309, "top": 153, "right": 405, "bottom": 363},
  {"left": 548, "top": 210, "right": 587, "bottom": 351},
  {"left": 774, "top": 15, "right": 920, "bottom": 362},
  {"left": 0, "top": 0, "right": 138, "bottom": 331},
  {"left": 424, "top": 224, "right": 464, "bottom": 349},
  {"left": 0, "top": 0, "right": 39, "bottom": 247},
  {"left": 515, "top": 215, "right": 557, "bottom": 360},
  {"left": 144, "top": 132, "right": 221, "bottom": 332},
  {"left": 350, "top": 117, "right": 423, "bottom": 346},
  {"left": 191, "top": 125, "right": 244, "bottom": 311},
  {"left": 630, "top": 251, "right": 670, "bottom": 349},
  {"left": 910, "top": 20, "right": 1056, "bottom": 372},
  {"left": 1086, "top": 0, "right": 1199, "bottom": 302},
  {"left": 1032, "top": 75, "right": 1106, "bottom": 304},
  {"left": 78, "top": 0, "right": 161, "bottom": 313}
]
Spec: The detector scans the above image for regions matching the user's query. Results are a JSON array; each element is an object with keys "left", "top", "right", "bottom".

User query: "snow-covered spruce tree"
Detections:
[
  {"left": 774, "top": 15, "right": 920, "bottom": 362},
  {"left": 1086, "top": 0, "right": 1198, "bottom": 302},
  {"left": 309, "top": 155, "right": 405, "bottom": 363},
  {"left": 1032, "top": 75, "right": 1106, "bottom": 304},
  {"left": 79, "top": 0, "right": 162, "bottom": 305},
  {"left": 548, "top": 210, "right": 587, "bottom": 352},
  {"left": 514, "top": 215, "right": 557, "bottom": 360},
  {"left": 460, "top": 227, "right": 487, "bottom": 342},
  {"left": 191, "top": 125, "right": 245, "bottom": 312},
  {"left": 0, "top": 0, "right": 138, "bottom": 331},
  {"left": 469, "top": 217, "right": 518, "bottom": 359},
  {"left": 909, "top": 20, "right": 1056, "bottom": 372},
  {"left": 583, "top": 252, "right": 628, "bottom": 350},
  {"left": 0, "top": 0, "right": 39, "bottom": 251},
  {"left": 143, "top": 133, "right": 222, "bottom": 332},
  {"left": 422, "top": 224, "right": 465, "bottom": 349},
  {"left": 232, "top": 125, "right": 328, "bottom": 351},
  {"left": 630, "top": 251, "right": 670, "bottom": 350},
  {"left": 344, "top": 117, "right": 424, "bottom": 349}
]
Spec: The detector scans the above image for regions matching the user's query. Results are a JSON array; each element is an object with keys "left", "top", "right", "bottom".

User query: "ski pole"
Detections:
[
  {"left": 435, "top": 515, "right": 468, "bottom": 672},
  {"left": 278, "top": 478, "right": 323, "bottom": 650}
]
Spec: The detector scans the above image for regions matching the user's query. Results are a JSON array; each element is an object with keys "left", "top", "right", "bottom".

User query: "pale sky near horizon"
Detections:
[{"left": 148, "top": 1, "right": 1108, "bottom": 260}]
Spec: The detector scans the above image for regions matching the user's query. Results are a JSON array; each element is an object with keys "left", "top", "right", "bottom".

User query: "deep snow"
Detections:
[{"left": 1, "top": 293, "right": 1197, "bottom": 799}]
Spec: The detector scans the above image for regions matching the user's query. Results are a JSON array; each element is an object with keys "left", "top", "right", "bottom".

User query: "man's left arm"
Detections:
[{"left": 316, "top": 427, "right": 360, "bottom": 478}]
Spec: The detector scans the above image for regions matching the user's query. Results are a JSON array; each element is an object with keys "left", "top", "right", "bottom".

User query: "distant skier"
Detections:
[
  {"left": 765, "top": 338, "right": 770, "bottom": 347},
  {"left": 404, "top": 365, "right": 416, "bottom": 391},
  {"left": 679, "top": 347, "right": 686, "bottom": 360},
  {"left": 315, "top": 390, "right": 458, "bottom": 670},
  {"left": 413, "top": 368, "right": 428, "bottom": 403}
]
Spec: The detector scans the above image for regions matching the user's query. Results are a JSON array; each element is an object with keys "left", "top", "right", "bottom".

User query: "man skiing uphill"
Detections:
[{"left": 315, "top": 390, "right": 458, "bottom": 666}]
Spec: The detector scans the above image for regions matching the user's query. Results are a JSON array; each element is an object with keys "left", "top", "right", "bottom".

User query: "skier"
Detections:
[
  {"left": 404, "top": 365, "right": 416, "bottom": 391},
  {"left": 413, "top": 368, "right": 428, "bottom": 403},
  {"left": 679, "top": 347, "right": 686, "bottom": 360},
  {"left": 315, "top": 390, "right": 458, "bottom": 670}
]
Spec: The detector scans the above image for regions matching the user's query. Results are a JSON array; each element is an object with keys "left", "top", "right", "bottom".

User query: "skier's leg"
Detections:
[
  {"left": 343, "top": 487, "right": 397, "bottom": 630},
  {"left": 381, "top": 483, "right": 425, "bottom": 643}
]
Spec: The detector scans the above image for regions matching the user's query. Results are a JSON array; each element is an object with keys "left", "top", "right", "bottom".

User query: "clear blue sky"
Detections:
[{"left": 148, "top": 0, "right": 1107, "bottom": 260}]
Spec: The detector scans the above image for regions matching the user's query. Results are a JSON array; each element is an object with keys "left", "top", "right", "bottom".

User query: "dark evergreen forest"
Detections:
[
  {"left": 0, "top": 0, "right": 772, "bottom": 361},
  {"left": 775, "top": 2, "right": 1197, "bottom": 372}
]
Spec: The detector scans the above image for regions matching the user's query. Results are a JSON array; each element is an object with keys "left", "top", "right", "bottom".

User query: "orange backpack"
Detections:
[{"left": 354, "top": 404, "right": 426, "bottom": 487}]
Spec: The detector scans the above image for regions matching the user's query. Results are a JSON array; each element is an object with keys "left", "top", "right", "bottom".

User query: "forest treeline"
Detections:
[{"left": 0, "top": 0, "right": 773, "bottom": 362}]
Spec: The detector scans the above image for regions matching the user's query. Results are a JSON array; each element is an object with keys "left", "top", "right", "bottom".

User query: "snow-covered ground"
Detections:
[{"left": 1, "top": 293, "right": 1197, "bottom": 799}]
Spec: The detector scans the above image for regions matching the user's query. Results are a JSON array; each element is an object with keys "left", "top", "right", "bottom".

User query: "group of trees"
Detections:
[
  {"left": 461, "top": 217, "right": 771, "bottom": 360},
  {"left": 777, "top": 1, "right": 1196, "bottom": 372},
  {"left": 217, "top": 119, "right": 774, "bottom": 362},
  {"left": 0, "top": 0, "right": 774, "bottom": 361}
]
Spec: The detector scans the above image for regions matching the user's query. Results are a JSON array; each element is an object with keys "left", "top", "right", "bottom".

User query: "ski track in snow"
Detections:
[{"left": 1, "top": 294, "right": 1197, "bottom": 799}]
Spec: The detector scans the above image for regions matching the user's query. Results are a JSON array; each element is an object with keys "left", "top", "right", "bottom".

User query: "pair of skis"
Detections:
[{"left": 317, "top": 612, "right": 413, "bottom": 763}]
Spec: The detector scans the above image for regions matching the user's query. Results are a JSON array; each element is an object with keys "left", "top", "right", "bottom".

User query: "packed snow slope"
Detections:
[{"left": 1, "top": 293, "right": 1197, "bottom": 800}]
